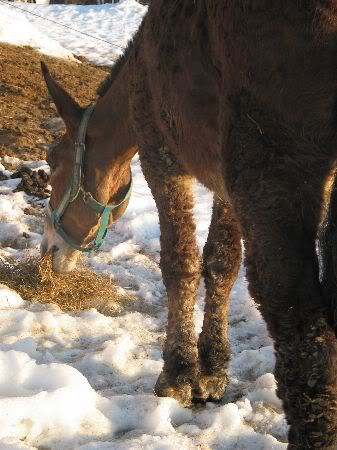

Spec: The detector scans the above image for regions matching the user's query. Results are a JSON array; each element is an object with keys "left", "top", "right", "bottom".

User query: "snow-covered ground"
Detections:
[
  {"left": 0, "top": 0, "right": 146, "bottom": 65},
  {"left": 0, "top": 2, "right": 288, "bottom": 449},
  {"left": 0, "top": 3, "right": 74, "bottom": 59}
]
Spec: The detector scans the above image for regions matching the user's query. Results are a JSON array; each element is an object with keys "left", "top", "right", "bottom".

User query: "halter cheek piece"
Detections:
[{"left": 47, "top": 103, "right": 132, "bottom": 253}]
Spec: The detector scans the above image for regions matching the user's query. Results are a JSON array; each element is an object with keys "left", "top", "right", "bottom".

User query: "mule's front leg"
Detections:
[
  {"left": 195, "top": 198, "right": 241, "bottom": 402},
  {"left": 140, "top": 147, "right": 200, "bottom": 406}
]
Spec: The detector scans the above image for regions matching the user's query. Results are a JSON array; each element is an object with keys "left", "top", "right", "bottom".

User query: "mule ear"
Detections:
[{"left": 41, "top": 61, "right": 82, "bottom": 136}]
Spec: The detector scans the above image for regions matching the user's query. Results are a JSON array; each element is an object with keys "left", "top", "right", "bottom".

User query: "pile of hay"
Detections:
[{"left": 0, "top": 256, "right": 133, "bottom": 314}]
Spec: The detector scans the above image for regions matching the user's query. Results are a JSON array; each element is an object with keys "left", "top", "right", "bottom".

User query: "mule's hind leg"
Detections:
[
  {"left": 194, "top": 197, "right": 241, "bottom": 402},
  {"left": 227, "top": 117, "right": 337, "bottom": 447},
  {"left": 139, "top": 145, "right": 201, "bottom": 406},
  {"left": 319, "top": 171, "right": 337, "bottom": 331},
  {"left": 242, "top": 221, "right": 337, "bottom": 448}
]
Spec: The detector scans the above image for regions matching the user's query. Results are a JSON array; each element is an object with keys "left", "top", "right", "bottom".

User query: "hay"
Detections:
[{"left": 0, "top": 255, "right": 133, "bottom": 314}]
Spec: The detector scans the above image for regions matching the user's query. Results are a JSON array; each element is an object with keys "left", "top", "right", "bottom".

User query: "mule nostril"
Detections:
[
  {"left": 40, "top": 242, "right": 59, "bottom": 257},
  {"left": 51, "top": 245, "right": 59, "bottom": 254},
  {"left": 40, "top": 240, "right": 48, "bottom": 257}
]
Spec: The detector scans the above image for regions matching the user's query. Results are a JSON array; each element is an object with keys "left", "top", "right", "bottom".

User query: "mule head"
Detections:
[{"left": 40, "top": 62, "right": 132, "bottom": 272}]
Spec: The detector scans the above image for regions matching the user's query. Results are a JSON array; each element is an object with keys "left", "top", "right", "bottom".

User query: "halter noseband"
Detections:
[{"left": 47, "top": 103, "right": 132, "bottom": 253}]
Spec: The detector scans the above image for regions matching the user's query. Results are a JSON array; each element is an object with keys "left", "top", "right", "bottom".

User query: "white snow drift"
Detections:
[
  {"left": 0, "top": 1, "right": 147, "bottom": 65},
  {"left": 0, "top": 4, "right": 74, "bottom": 59}
]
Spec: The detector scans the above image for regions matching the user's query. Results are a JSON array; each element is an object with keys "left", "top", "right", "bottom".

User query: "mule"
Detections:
[{"left": 40, "top": 2, "right": 337, "bottom": 448}]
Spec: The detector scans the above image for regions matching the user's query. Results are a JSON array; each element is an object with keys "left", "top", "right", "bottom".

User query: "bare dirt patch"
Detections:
[{"left": 0, "top": 42, "right": 109, "bottom": 161}]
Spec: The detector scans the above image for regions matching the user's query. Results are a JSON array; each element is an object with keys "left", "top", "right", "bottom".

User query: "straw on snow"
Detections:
[{"left": 0, "top": 255, "right": 133, "bottom": 313}]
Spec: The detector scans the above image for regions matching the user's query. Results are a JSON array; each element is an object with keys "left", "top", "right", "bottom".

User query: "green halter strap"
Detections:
[{"left": 47, "top": 104, "right": 132, "bottom": 253}]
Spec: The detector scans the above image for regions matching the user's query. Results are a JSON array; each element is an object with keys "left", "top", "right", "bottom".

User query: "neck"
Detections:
[{"left": 85, "top": 59, "right": 137, "bottom": 205}]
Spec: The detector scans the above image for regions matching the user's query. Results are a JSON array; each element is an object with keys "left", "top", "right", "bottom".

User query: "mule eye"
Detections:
[
  {"left": 46, "top": 137, "right": 62, "bottom": 169},
  {"left": 46, "top": 144, "right": 53, "bottom": 158},
  {"left": 46, "top": 149, "right": 57, "bottom": 171}
]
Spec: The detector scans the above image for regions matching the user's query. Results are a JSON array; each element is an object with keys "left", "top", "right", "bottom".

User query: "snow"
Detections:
[
  {"left": 0, "top": 153, "right": 288, "bottom": 449},
  {"left": 0, "top": 3, "right": 289, "bottom": 449},
  {"left": 0, "top": 1, "right": 147, "bottom": 65},
  {"left": 0, "top": 3, "right": 74, "bottom": 60},
  {"left": 0, "top": 284, "right": 26, "bottom": 309}
]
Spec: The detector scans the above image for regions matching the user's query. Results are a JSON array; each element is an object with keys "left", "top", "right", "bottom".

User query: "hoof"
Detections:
[
  {"left": 154, "top": 372, "right": 193, "bottom": 407},
  {"left": 192, "top": 374, "right": 228, "bottom": 403}
]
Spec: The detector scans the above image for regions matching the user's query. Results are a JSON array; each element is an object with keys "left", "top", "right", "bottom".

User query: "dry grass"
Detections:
[{"left": 0, "top": 255, "right": 134, "bottom": 314}]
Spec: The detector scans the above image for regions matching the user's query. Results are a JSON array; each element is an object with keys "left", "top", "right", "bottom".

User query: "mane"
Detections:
[{"left": 97, "top": 39, "right": 134, "bottom": 98}]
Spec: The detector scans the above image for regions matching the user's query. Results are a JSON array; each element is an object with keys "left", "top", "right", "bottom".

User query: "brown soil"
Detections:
[{"left": 0, "top": 42, "right": 109, "bottom": 162}]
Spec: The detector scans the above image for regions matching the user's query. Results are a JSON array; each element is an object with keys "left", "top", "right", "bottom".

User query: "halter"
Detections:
[{"left": 47, "top": 104, "right": 132, "bottom": 253}]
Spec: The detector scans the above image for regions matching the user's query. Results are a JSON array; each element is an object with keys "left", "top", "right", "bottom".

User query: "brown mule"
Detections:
[{"left": 41, "top": 2, "right": 337, "bottom": 447}]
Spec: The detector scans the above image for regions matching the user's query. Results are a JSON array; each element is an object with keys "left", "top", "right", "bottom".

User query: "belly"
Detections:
[
  {"left": 142, "top": 0, "right": 229, "bottom": 198},
  {"left": 131, "top": 63, "right": 227, "bottom": 197},
  {"left": 152, "top": 59, "right": 227, "bottom": 197}
]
